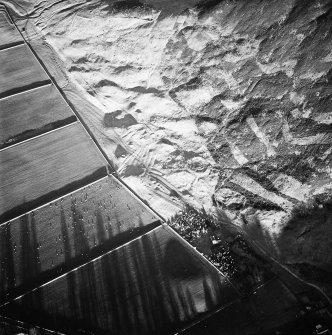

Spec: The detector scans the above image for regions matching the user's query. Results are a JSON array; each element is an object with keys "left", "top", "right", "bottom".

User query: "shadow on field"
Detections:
[
  {"left": 168, "top": 205, "right": 332, "bottom": 334},
  {"left": 0, "top": 199, "right": 161, "bottom": 305},
  {"left": 0, "top": 226, "right": 228, "bottom": 335},
  {"left": 243, "top": 199, "right": 332, "bottom": 299}
]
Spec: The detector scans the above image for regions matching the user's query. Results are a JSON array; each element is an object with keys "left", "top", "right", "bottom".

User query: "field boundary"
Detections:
[
  {"left": 0, "top": 115, "right": 77, "bottom": 150},
  {"left": 0, "top": 4, "right": 15, "bottom": 24},
  {"left": 0, "top": 121, "right": 79, "bottom": 152},
  {"left": 109, "top": 173, "right": 166, "bottom": 221},
  {"left": 8, "top": 14, "right": 114, "bottom": 170},
  {"left": 0, "top": 80, "right": 51, "bottom": 99},
  {"left": 0, "top": 167, "right": 108, "bottom": 224},
  {"left": 0, "top": 40, "right": 24, "bottom": 51},
  {"left": 0, "top": 43, "right": 23, "bottom": 53},
  {"left": 0, "top": 221, "right": 162, "bottom": 306},
  {"left": 0, "top": 315, "right": 65, "bottom": 335},
  {"left": 0, "top": 176, "right": 110, "bottom": 225},
  {"left": 0, "top": 82, "right": 52, "bottom": 100},
  {"left": 0, "top": 224, "right": 162, "bottom": 309}
]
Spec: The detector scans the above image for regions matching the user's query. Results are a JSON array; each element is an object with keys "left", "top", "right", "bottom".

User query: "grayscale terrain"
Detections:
[{"left": 0, "top": 0, "right": 331, "bottom": 334}]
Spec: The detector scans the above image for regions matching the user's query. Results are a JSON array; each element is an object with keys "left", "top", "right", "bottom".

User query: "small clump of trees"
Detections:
[
  {"left": 207, "top": 242, "right": 236, "bottom": 277},
  {"left": 167, "top": 205, "right": 216, "bottom": 243},
  {"left": 168, "top": 205, "right": 238, "bottom": 277}
]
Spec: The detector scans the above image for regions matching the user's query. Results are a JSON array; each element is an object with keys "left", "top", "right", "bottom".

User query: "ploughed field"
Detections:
[
  {"left": 0, "top": 7, "right": 22, "bottom": 49},
  {"left": 0, "top": 225, "right": 238, "bottom": 335},
  {"left": 0, "top": 122, "right": 107, "bottom": 223},
  {"left": 0, "top": 176, "right": 160, "bottom": 302},
  {"left": 0, "top": 44, "right": 50, "bottom": 98},
  {"left": 0, "top": 84, "right": 76, "bottom": 148}
]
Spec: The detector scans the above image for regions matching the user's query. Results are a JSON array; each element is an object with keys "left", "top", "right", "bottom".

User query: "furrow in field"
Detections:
[
  {"left": 0, "top": 44, "right": 50, "bottom": 99},
  {"left": 0, "top": 123, "right": 107, "bottom": 223},
  {"left": 0, "top": 84, "right": 76, "bottom": 149}
]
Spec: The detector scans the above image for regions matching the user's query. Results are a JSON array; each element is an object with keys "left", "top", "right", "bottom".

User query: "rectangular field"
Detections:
[
  {"left": 0, "top": 44, "right": 49, "bottom": 98},
  {"left": 0, "top": 123, "right": 107, "bottom": 222},
  {"left": 0, "top": 84, "right": 76, "bottom": 148},
  {"left": 0, "top": 225, "right": 238, "bottom": 335},
  {"left": 0, "top": 175, "right": 160, "bottom": 300},
  {"left": 0, "top": 9, "right": 23, "bottom": 49}
]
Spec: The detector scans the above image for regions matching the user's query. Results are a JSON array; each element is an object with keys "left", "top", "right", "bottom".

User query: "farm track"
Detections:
[{"left": 0, "top": 5, "right": 239, "bottom": 334}]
